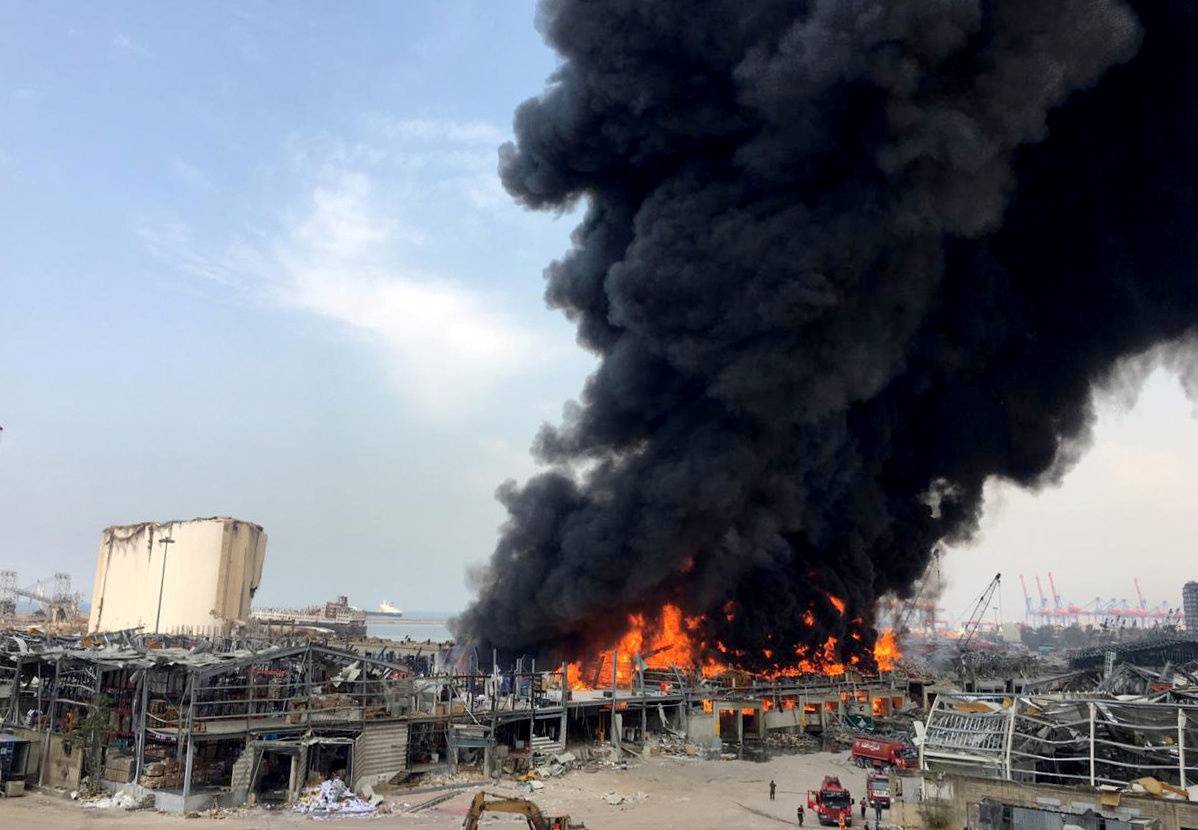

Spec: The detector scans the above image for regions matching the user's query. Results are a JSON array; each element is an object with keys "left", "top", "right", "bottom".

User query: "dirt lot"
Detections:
[{"left": 0, "top": 750, "right": 882, "bottom": 830}]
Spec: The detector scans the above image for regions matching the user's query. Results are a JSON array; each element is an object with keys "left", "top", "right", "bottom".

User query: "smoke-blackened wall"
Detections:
[{"left": 454, "top": 0, "right": 1198, "bottom": 672}]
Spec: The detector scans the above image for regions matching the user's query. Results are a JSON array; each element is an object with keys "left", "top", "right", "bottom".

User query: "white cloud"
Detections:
[
  {"left": 112, "top": 33, "right": 149, "bottom": 56},
  {"left": 141, "top": 172, "right": 542, "bottom": 418},
  {"left": 172, "top": 159, "right": 217, "bottom": 192},
  {"left": 370, "top": 116, "right": 507, "bottom": 146}
]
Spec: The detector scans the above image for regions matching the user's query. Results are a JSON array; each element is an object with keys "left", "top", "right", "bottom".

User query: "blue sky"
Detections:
[
  {"left": 1, "top": 3, "right": 1196, "bottom": 622},
  {"left": 0, "top": 2, "right": 591, "bottom": 611}
]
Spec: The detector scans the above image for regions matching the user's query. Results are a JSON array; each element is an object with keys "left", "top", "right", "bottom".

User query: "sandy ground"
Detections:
[{"left": 0, "top": 750, "right": 886, "bottom": 830}]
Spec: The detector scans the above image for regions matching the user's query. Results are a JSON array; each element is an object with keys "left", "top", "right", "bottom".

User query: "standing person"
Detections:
[
  {"left": 797, "top": 804, "right": 804, "bottom": 826},
  {"left": 770, "top": 779, "right": 777, "bottom": 801},
  {"left": 875, "top": 801, "right": 883, "bottom": 825},
  {"left": 860, "top": 796, "right": 867, "bottom": 819},
  {"left": 837, "top": 815, "right": 846, "bottom": 830}
]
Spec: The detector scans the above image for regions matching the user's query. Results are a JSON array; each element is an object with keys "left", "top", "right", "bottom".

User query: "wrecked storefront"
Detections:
[
  {"left": 1, "top": 634, "right": 428, "bottom": 811},
  {"left": 1, "top": 629, "right": 913, "bottom": 812}
]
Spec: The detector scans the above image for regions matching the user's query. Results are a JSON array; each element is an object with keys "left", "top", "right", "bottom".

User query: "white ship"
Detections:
[{"left": 374, "top": 601, "right": 404, "bottom": 618}]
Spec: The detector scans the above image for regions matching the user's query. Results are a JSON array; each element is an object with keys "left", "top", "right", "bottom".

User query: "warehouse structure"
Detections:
[
  {"left": 886, "top": 686, "right": 1198, "bottom": 830},
  {"left": 0, "top": 629, "right": 914, "bottom": 812}
]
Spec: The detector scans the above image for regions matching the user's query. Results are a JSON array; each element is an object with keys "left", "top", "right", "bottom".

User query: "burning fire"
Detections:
[
  {"left": 873, "top": 628, "right": 899, "bottom": 672},
  {"left": 563, "top": 602, "right": 901, "bottom": 690},
  {"left": 566, "top": 604, "right": 718, "bottom": 690}
]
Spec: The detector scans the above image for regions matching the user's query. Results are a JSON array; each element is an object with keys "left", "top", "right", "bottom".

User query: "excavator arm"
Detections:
[{"left": 463, "top": 791, "right": 574, "bottom": 830}]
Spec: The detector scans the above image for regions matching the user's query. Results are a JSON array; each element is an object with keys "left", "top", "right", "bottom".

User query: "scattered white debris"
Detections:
[
  {"left": 81, "top": 787, "right": 145, "bottom": 810},
  {"left": 602, "top": 791, "right": 648, "bottom": 807},
  {"left": 293, "top": 778, "right": 377, "bottom": 816}
]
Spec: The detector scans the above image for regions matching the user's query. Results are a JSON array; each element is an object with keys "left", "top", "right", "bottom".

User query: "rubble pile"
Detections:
[
  {"left": 139, "top": 756, "right": 182, "bottom": 789},
  {"left": 650, "top": 735, "right": 707, "bottom": 758},
  {"left": 602, "top": 790, "right": 648, "bottom": 807},
  {"left": 763, "top": 730, "right": 821, "bottom": 753},
  {"left": 292, "top": 778, "right": 377, "bottom": 816},
  {"left": 81, "top": 787, "right": 152, "bottom": 810}
]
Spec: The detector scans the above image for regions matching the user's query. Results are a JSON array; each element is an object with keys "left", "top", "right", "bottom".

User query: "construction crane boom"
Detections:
[
  {"left": 893, "top": 545, "right": 941, "bottom": 636},
  {"left": 1018, "top": 574, "right": 1033, "bottom": 617},
  {"left": 1134, "top": 578, "right": 1147, "bottom": 610},
  {"left": 461, "top": 791, "right": 579, "bottom": 830},
  {"left": 1034, "top": 575, "right": 1047, "bottom": 611},
  {"left": 1048, "top": 572, "right": 1062, "bottom": 610},
  {"left": 960, "top": 573, "right": 1001, "bottom": 652}
]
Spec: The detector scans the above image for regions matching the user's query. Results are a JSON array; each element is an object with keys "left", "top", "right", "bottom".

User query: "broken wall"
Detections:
[
  {"left": 88, "top": 517, "right": 266, "bottom": 634},
  {"left": 892, "top": 773, "right": 1198, "bottom": 830}
]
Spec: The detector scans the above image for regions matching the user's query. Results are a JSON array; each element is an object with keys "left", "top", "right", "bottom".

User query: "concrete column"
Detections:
[
  {"left": 4, "top": 656, "right": 21, "bottom": 727},
  {"left": 183, "top": 736, "right": 195, "bottom": 800},
  {"left": 287, "top": 753, "right": 299, "bottom": 800},
  {"left": 529, "top": 658, "right": 536, "bottom": 751},
  {"left": 559, "top": 662, "right": 568, "bottom": 749},
  {"left": 1088, "top": 702, "right": 1096, "bottom": 786},
  {"left": 487, "top": 649, "right": 498, "bottom": 779},
  {"left": 39, "top": 656, "right": 61, "bottom": 788},
  {"left": 609, "top": 650, "right": 619, "bottom": 751},
  {"left": 1180, "top": 708, "right": 1187, "bottom": 789},
  {"left": 1004, "top": 696, "right": 1018, "bottom": 781},
  {"left": 134, "top": 668, "right": 150, "bottom": 786}
]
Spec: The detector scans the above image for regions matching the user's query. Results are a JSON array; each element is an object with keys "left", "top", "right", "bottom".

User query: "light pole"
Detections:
[{"left": 154, "top": 534, "right": 175, "bottom": 634}]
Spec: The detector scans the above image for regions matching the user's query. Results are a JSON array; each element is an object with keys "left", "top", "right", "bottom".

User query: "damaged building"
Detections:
[
  {"left": 891, "top": 675, "right": 1198, "bottom": 829},
  {"left": 89, "top": 517, "right": 267, "bottom": 637},
  {"left": 0, "top": 629, "right": 915, "bottom": 812}
]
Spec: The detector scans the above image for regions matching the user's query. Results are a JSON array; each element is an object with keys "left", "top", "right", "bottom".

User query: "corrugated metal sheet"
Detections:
[
  {"left": 978, "top": 800, "right": 1003, "bottom": 830},
  {"left": 352, "top": 722, "right": 408, "bottom": 789},
  {"left": 1011, "top": 806, "right": 1065, "bottom": 830},
  {"left": 982, "top": 801, "right": 1135, "bottom": 830}
]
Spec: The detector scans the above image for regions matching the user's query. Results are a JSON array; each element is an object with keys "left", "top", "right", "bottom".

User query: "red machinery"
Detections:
[
  {"left": 866, "top": 772, "right": 891, "bottom": 808},
  {"left": 808, "top": 775, "right": 853, "bottom": 826},
  {"left": 851, "top": 737, "right": 918, "bottom": 769}
]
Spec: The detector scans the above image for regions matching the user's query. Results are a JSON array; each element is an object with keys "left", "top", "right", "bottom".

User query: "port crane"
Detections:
[
  {"left": 959, "top": 573, "right": 1001, "bottom": 653},
  {"left": 1019, "top": 575, "right": 1034, "bottom": 624},
  {"left": 0, "top": 571, "right": 80, "bottom": 624}
]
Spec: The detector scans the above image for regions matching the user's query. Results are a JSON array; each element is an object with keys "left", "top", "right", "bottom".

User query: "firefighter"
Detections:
[
  {"left": 770, "top": 780, "right": 777, "bottom": 801},
  {"left": 837, "top": 815, "right": 846, "bottom": 830}
]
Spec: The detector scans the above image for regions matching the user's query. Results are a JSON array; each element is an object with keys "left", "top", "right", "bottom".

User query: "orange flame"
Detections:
[
  {"left": 872, "top": 628, "right": 900, "bottom": 672},
  {"left": 564, "top": 604, "right": 900, "bottom": 690},
  {"left": 567, "top": 604, "right": 707, "bottom": 689}
]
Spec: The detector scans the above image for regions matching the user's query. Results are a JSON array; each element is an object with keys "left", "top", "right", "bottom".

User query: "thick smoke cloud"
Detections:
[{"left": 454, "top": 0, "right": 1198, "bottom": 672}]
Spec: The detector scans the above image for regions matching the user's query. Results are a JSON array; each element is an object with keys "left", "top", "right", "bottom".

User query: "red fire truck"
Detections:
[
  {"left": 807, "top": 775, "right": 853, "bottom": 826},
  {"left": 865, "top": 772, "right": 891, "bottom": 808},
  {"left": 850, "top": 737, "right": 918, "bottom": 769}
]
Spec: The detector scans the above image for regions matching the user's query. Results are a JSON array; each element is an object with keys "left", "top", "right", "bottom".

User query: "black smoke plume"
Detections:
[{"left": 454, "top": 0, "right": 1198, "bottom": 673}]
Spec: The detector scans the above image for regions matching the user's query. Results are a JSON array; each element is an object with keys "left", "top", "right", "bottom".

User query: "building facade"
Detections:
[
  {"left": 1184, "top": 580, "right": 1198, "bottom": 633},
  {"left": 88, "top": 517, "right": 267, "bottom": 634}
]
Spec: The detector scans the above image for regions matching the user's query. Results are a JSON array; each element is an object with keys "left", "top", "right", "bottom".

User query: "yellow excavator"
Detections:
[{"left": 461, "top": 790, "right": 584, "bottom": 830}]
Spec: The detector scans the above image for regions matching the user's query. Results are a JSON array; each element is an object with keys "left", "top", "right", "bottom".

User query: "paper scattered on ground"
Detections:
[{"left": 293, "top": 778, "right": 377, "bottom": 816}]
